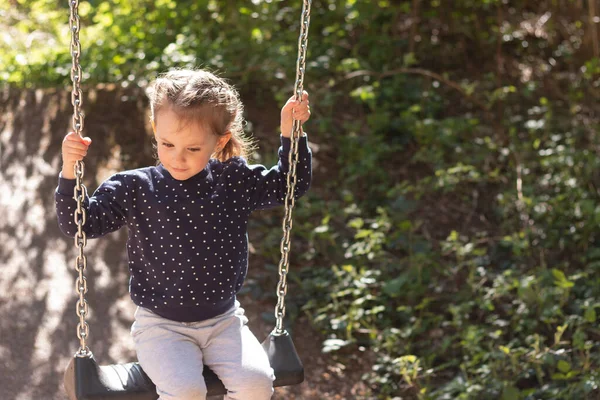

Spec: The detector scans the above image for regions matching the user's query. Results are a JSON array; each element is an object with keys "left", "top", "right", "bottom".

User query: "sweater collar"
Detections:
[{"left": 157, "top": 163, "right": 210, "bottom": 184}]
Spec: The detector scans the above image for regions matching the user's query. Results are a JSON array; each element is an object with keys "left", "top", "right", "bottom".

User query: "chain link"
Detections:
[
  {"left": 67, "top": 0, "right": 309, "bottom": 342},
  {"left": 274, "top": 0, "right": 312, "bottom": 334},
  {"left": 69, "top": 0, "right": 91, "bottom": 357}
]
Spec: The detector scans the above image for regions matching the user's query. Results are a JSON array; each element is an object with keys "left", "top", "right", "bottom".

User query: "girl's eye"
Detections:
[
  {"left": 162, "top": 142, "right": 173, "bottom": 148},
  {"left": 188, "top": 148, "right": 201, "bottom": 152}
]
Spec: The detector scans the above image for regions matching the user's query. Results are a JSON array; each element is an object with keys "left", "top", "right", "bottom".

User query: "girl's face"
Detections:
[{"left": 154, "top": 108, "right": 229, "bottom": 181}]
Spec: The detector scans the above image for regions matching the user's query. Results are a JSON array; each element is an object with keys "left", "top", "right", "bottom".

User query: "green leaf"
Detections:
[
  {"left": 552, "top": 269, "right": 567, "bottom": 281},
  {"left": 557, "top": 360, "right": 571, "bottom": 373},
  {"left": 383, "top": 275, "right": 407, "bottom": 297},
  {"left": 355, "top": 229, "right": 374, "bottom": 239},
  {"left": 584, "top": 307, "right": 597, "bottom": 323},
  {"left": 552, "top": 269, "right": 574, "bottom": 288},
  {"left": 342, "top": 265, "right": 354, "bottom": 273},
  {"left": 348, "top": 218, "right": 364, "bottom": 229},
  {"left": 403, "top": 52, "right": 417, "bottom": 66},
  {"left": 502, "top": 385, "right": 520, "bottom": 400}
]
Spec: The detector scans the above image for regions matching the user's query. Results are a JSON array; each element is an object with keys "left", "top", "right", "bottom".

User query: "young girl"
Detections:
[{"left": 55, "top": 69, "right": 312, "bottom": 400}]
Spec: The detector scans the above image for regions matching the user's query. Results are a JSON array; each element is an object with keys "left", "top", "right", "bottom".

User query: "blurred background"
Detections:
[{"left": 2, "top": 0, "right": 600, "bottom": 399}]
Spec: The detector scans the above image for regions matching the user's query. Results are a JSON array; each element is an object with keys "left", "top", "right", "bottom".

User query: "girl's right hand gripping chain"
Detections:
[{"left": 61, "top": 131, "right": 92, "bottom": 180}]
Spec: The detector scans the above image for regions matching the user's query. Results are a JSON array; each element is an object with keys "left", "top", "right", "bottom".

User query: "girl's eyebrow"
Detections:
[{"left": 156, "top": 135, "right": 205, "bottom": 147}]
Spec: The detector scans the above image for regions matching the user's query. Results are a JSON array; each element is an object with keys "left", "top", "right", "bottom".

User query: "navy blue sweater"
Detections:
[{"left": 55, "top": 135, "right": 312, "bottom": 322}]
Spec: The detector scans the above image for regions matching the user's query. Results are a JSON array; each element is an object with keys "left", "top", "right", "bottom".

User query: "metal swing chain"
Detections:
[
  {"left": 274, "top": 0, "right": 312, "bottom": 335},
  {"left": 68, "top": 0, "right": 308, "bottom": 341},
  {"left": 69, "top": 0, "right": 91, "bottom": 357}
]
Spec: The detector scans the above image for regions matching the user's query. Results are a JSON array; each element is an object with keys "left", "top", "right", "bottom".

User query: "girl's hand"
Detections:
[
  {"left": 61, "top": 131, "right": 92, "bottom": 179},
  {"left": 280, "top": 91, "right": 310, "bottom": 138}
]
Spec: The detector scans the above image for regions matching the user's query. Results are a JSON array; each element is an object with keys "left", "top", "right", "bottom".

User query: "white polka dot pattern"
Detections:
[{"left": 54, "top": 135, "right": 312, "bottom": 322}]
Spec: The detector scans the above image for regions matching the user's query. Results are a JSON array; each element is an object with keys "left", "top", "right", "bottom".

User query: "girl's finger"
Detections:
[
  {"left": 294, "top": 113, "right": 310, "bottom": 121},
  {"left": 65, "top": 152, "right": 87, "bottom": 160},
  {"left": 63, "top": 144, "right": 88, "bottom": 154},
  {"left": 293, "top": 107, "right": 309, "bottom": 114},
  {"left": 64, "top": 141, "right": 90, "bottom": 150},
  {"left": 293, "top": 109, "right": 310, "bottom": 117},
  {"left": 63, "top": 147, "right": 88, "bottom": 157},
  {"left": 283, "top": 100, "right": 297, "bottom": 112},
  {"left": 65, "top": 132, "right": 92, "bottom": 145}
]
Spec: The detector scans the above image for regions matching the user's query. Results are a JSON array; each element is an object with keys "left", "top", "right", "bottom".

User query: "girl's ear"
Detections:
[{"left": 218, "top": 131, "right": 232, "bottom": 151}]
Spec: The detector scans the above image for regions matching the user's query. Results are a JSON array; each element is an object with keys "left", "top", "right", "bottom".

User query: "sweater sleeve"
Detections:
[
  {"left": 55, "top": 173, "right": 130, "bottom": 238},
  {"left": 240, "top": 134, "right": 312, "bottom": 212}
]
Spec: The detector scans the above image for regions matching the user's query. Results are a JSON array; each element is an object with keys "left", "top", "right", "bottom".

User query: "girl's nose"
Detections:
[{"left": 174, "top": 151, "right": 185, "bottom": 162}]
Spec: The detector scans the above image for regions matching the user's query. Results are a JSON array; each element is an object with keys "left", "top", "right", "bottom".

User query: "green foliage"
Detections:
[
  {"left": 294, "top": 1, "right": 600, "bottom": 399},
  {"left": 2, "top": 0, "right": 307, "bottom": 88},
  {"left": 6, "top": 0, "right": 600, "bottom": 398}
]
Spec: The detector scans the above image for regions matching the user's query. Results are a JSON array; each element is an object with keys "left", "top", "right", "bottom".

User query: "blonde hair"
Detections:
[{"left": 146, "top": 68, "right": 256, "bottom": 161}]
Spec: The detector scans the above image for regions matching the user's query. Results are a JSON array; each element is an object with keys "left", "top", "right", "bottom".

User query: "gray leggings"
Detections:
[{"left": 131, "top": 302, "right": 275, "bottom": 400}]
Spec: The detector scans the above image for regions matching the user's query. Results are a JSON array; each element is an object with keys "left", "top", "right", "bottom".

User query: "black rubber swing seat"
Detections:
[{"left": 64, "top": 331, "right": 304, "bottom": 400}]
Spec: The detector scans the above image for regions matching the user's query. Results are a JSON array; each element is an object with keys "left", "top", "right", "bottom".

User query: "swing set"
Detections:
[{"left": 62, "top": 1, "right": 312, "bottom": 398}]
